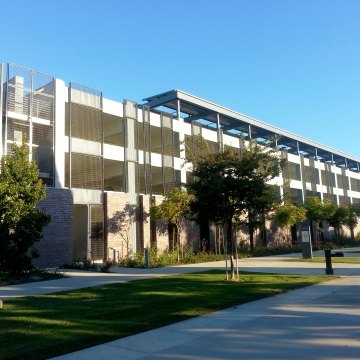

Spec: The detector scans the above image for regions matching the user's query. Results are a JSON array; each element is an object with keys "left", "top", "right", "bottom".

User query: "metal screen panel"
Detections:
[
  {"left": 163, "top": 167, "right": 175, "bottom": 195},
  {"left": 162, "top": 112, "right": 175, "bottom": 195},
  {"left": 70, "top": 83, "right": 101, "bottom": 109},
  {"left": 90, "top": 205, "right": 104, "bottom": 260},
  {"left": 136, "top": 195, "right": 144, "bottom": 252},
  {"left": 71, "top": 153, "right": 103, "bottom": 190},
  {"left": 5, "top": 64, "right": 55, "bottom": 186},
  {"left": 192, "top": 123, "right": 202, "bottom": 136},
  {"left": 7, "top": 65, "right": 31, "bottom": 116},
  {"left": 126, "top": 117, "right": 138, "bottom": 162},
  {"left": 143, "top": 106, "right": 152, "bottom": 194},
  {"left": 32, "top": 72, "right": 55, "bottom": 121},
  {"left": 281, "top": 151, "right": 291, "bottom": 202},
  {"left": 69, "top": 84, "right": 103, "bottom": 191},
  {"left": 70, "top": 103, "right": 102, "bottom": 142},
  {"left": 124, "top": 99, "right": 138, "bottom": 119}
]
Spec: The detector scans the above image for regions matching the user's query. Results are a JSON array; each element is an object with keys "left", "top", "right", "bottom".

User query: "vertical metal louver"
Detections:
[
  {"left": 69, "top": 83, "right": 103, "bottom": 190},
  {"left": 124, "top": 100, "right": 138, "bottom": 253},
  {"left": 5, "top": 64, "right": 55, "bottom": 186},
  {"left": 308, "top": 157, "right": 318, "bottom": 194},
  {"left": 341, "top": 167, "right": 349, "bottom": 203},
  {"left": 143, "top": 106, "right": 152, "bottom": 194},
  {"left": 323, "top": 163, "right": 334, "bottom": 198},
  {"left": 281, "top": 151, "right": 291, "bottom": 201},
  {"left": 124, "top": 100, "right": 138, "bottom": 195},
  {"left": 192, "top": 123, "right": 202, "bottom": 136},
  {"left": 162, "top": 112, "right": 175, "bottom": 195},
  {"left": 136, "top": 195, "right": 144, "bottom": 252},
  {"left": 90, "top": 205, "right": 104, "bottom": 260}
]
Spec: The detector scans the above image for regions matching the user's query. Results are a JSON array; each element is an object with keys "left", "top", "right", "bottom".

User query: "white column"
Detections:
[
  {"left": 54, "top": 79, "right": 66, "bottom": 188},
  {"left": 177, "top": 99, "right": 187, "bottom": 185},
  {"left": 0, "top": 63, "right": 3, "bottom": 159}
]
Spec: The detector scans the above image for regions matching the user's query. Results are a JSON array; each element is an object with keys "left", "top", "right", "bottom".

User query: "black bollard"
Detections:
[{"left": 324, "top": 248, "right": 334, "bottom": 275}]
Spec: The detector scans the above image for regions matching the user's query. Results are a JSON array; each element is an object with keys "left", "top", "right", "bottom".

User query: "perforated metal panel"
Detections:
[
  {"left": 70, "top": 103, "right": 102, "bottom": 142},
  {"left": 124, "top": 100, "right": 139, "bottom": 196},
  {"left": 90, "top": 205, "right": 104, "bottom": 260},
  {"left": 71, "top": 153, "right": 103, "bottom": 190},
  {"left": 70, "top": 83, "right": 101, "bottom": 109},
  {"left": 136, "top": 196, "right": 144, "bottom": 252},
  {"left": 162, "top": 112, "right": 175, "bottom": 194},
  {"left": 192, "top": 123, "right": 202, "bottom": 136},
  {"left": 143, "top": 106, "right": 152, "bottom": 194},
  {"left": 69, "top": 83, "right": 103, "bottom": 191},
  {"left": 4, "top": 64, "right": 55, "bottom": 186}
]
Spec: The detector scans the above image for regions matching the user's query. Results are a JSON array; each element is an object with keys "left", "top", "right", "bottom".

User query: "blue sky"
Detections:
[{"left": 2, "top": 0, "right": 360, "bottom": 157}]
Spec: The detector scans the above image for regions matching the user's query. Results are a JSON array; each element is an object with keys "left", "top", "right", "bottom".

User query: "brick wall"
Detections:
[
  {"left": 34, "top": 188, "right": 73, "bottom": 268},
  {"left": 105, "top": 192, "right": 132, "bottom": 259}
]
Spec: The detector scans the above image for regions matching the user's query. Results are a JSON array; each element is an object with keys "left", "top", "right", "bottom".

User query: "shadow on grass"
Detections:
[{"left": 0, "top": 270, "right": 329, "bottom": 360}]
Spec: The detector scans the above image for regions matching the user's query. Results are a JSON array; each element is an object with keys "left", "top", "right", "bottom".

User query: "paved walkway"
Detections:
[{"left": 2, "top": 248, "right": 360, "bottom": 359}]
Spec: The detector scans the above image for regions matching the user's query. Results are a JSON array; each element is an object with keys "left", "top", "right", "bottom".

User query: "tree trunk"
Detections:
[
  {"left": 309, "top": 221, "right": 316, "bottom": 244},
  {"left": 226, "top": 218, "right": 236, "bottom": 279},
  {"left": 230, "top": 255, "right": 236, "bottom": 280},
  {"left": 350, "top": 227, "right": 355, "bottom": 241},
  {"left": 249, "top": 230, "right": 254, "bottom": 250},
  {"left": 226, "top": 218, "right": 233, "bottom": 253}
]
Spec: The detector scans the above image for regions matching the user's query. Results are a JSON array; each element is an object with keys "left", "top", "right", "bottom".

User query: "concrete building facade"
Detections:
[{"left": 1, "top": 63, "right": 360, "bottom": 267}]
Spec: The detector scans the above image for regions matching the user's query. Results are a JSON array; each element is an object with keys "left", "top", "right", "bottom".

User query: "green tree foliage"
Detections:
[
  {"left": 304, "top": 197, "right": 335, "bottom": 223},
  {"left": 327, "top": 205, "right": 350, "bottom": 240},
  {"left": 150, "top": 188, "right": 194, "bottom": 260},
  {"left": 273, "top": 203, "right": 306, "bottom": 241},
  {"left": 344, "top": 204, "right": 360, "bottom": 241},
  {"left": 0, "top": 143, "right": 50, "bottom": 274},
  {"left": 304, "top": 196, "right": 336, "bottom": 242},
  {"left": 185, "top": 136, "right": 284, "bottom": 253},
  {"left": 273, "top": 203, "right": 307, "bottom": 228}
]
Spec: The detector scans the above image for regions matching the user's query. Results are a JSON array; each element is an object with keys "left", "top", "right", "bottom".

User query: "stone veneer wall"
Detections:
[{"left": 34, "top": 188, "right": 73, "bottom": 268}]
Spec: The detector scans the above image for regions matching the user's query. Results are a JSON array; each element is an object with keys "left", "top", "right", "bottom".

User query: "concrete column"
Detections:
[
  {"left": 177, "top": 99, "right": 187, "bottom": 185},
  {"left": 217, "top": 113, "right": 223, "bottom": 151},
  {"left": 54, "top": 79, "right": 66, "bottom": 188},
  {"left": 0, "top": 63, "right": 3, "bottom": 159}
]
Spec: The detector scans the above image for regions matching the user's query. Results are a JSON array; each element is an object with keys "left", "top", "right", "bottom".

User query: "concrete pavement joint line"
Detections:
[
  {"left": 4, "top": 248, "right": 360, "bottom": 359},
  {"left": 51, "top": 277, "right": 358, "bottom": 360}
]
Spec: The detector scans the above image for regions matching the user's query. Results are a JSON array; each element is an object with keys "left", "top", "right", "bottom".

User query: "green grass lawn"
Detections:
[
  {"left": 286, "top": 257, "right": 360, "bottom": 263},
  {"left": 0, "top": 270, "right": 329, "bottom": 360}
]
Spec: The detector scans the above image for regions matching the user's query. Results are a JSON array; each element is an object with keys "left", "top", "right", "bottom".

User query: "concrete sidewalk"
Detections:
[
  {"left": 2, "top": 248, "right": 360, "bottom": 359},
  {"left": 1, "top": 248, "right": 360, "bottom": 299},
  {"left": 50, "top": 275, "right": 360, "bottom": 360}
]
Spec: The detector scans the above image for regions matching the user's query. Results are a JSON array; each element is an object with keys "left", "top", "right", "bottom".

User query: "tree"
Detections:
[
  {"left": 304, "top": 196, "right": 336, "bottom": 243},
  {"left": 327, "top": 205, "right": 350, "bottom": 241},
  {"left": 243, "top": 184, "right": 281, "bottom": 250},
  {"left": 273, "top": 203, "right": 306, "bottom": 242},
  {"left": 344, "top": 204, "right": 360, "bottom": 241},
  {"left": 150, "top": 188, "right": 194, "bottom": 261},
  {"left": 0, "top": 143, "right": 50, "bottom": 274},
  {"left": 185, "top": 136, "right": 284, "bottom": 277}
]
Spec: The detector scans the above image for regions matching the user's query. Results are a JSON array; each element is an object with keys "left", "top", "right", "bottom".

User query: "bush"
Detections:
[{"left": 116, "top": 246, "right": 226, "bottom": 268}]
